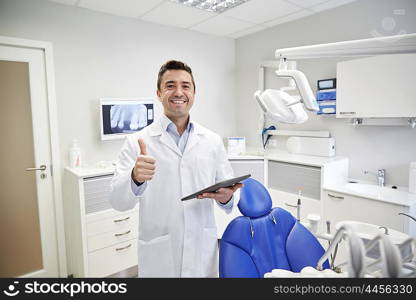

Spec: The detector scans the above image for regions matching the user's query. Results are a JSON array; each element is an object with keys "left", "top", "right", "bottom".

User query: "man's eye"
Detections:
[
  {"left": 167, "top": 85, "right": 175, "bottom": 89},
  {"left": 183, "top": 85, "right": 190, "bottom": 89}
]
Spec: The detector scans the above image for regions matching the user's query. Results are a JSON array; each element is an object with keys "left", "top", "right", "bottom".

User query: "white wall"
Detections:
[
  {"left": 1, "top": 0, "right": 415, "bottom": 188},
  {"left": 235, "top": 0, "right": 416, "bottom": 187},
  {"left": 0, "top": 0, "right": 237, "bottom": 168}
]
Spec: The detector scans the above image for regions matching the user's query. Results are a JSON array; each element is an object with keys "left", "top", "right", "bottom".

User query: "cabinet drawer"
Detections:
[
  {"left": 84, "top": 194, "right": 112, "bottom": 214},
  {"left": 83, "top": 175, "right": 113, "bottom": 194},
  {"left": 86, "top": 211, "right": 138, "bottom": 236},
  {"left": 269, "top": 188, "right": 321, "bottom": 220},
  {"left": 83, "top": 176, "right": 113, "bottom": 214},
  {"left": 268, "top": 161, "right": 321, "bottom": 200},
  {"left": 323, "top": 191, "right": 406, "bottom": 232},
  {"left": 88, "top": 239, "right": 137, "bottom": 277},
  {"left": 87, "top": 225, "right": 138, "bottom": 252},
  {"left": 230, "top": 160, "right": 264, "bottom": 184}
]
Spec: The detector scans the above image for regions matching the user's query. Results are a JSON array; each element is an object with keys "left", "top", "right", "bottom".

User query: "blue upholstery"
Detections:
[{"left": 219, "top": 178, "right": 329, "bottom": 278}]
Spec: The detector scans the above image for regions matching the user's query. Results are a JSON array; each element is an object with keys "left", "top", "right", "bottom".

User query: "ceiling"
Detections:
[{"left": 48, "top": 0, "right": 357, "bottom": 39}]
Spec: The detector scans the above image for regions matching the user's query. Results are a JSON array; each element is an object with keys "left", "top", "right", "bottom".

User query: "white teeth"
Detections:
[{"left": 172, "top": 100, "right": 185, "bottom": 104}]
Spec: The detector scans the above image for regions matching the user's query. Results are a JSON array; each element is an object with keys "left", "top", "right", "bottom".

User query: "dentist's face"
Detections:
[{"left": 157, "top": 70, "right": 195, "bottom": 120}]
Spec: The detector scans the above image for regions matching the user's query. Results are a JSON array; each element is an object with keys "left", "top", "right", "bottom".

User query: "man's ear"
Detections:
[{"left": 156, "top": 89, "right": 162, "bottom": 102}]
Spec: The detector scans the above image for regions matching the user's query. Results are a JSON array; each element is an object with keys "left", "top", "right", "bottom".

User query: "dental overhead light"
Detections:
[
  {"left": 170, "top": 0, "right": 250, "bottom": 13},
  {"left": 255, "top": 58, "right": 319, "bottom": 124},
  {"left": 256, "top": 33, "right": 416, "bottom": 125}
]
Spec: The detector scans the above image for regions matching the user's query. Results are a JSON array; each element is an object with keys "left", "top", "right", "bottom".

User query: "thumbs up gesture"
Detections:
[{"left": 132, "top": 138, "right": 156, "bottom": 184}]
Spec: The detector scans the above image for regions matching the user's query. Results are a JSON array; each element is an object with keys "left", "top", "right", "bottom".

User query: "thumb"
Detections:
[
  {"left": 232, "top": 183, "right": 243, "bottom": 191},
  {"left": 138, "top": 138, "right": 147, "bottom": 155}
]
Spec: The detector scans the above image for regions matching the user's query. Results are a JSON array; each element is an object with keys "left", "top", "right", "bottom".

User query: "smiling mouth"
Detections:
[{"left": 169, "top": 99, "right": 188, "bottom": 104}]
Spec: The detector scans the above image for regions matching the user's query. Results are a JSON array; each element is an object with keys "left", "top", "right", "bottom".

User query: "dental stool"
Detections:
[{"left": 219, "top": 178, "right": 329, "bottom": 278}]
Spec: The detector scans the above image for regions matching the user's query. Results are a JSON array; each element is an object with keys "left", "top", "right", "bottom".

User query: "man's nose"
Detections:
[{"left": 173, "top": 86, "right": 185, "bottom": 97}]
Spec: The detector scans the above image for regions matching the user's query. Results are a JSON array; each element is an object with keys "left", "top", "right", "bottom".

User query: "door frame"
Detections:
[{"left": 0, "top": 35, "right": 67, "bottom": 277}]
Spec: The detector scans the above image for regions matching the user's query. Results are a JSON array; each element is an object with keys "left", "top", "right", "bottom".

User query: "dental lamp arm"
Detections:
[{"left": 275, "top": 68, "right": 319, "bottom": 111}]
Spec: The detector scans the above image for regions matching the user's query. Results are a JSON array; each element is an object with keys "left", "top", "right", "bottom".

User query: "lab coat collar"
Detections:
[
  {"left": 149, "top": 114, "right": 207, "bottom": 137},
  {"left": 148, "top": 114, "right": 208, "bottom": 156},
  {"left": 159, "top": 113, "right": 193, "bottom": 135}
]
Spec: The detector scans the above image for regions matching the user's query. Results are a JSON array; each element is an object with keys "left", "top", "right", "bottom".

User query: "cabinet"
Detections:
[
  {"left": 63, "top": 168, "right": 138, "bottom": 277},
  {"left": 265, "top": 154, "right": 349, "bottom": 233},
  {"left": 322, "top": 189, "right": 415, "bottom": 266},
  {"left": 229, "top": 158, "right": 265, "bottom": 184},
  {"left": 267, "top": 160, "right": 322, "bottom": 231},
  {"left": 323, "top": 189, "right": 412, "bottom": 234},
  {"left": 337, "top": 53, "right": 416, "bottom": 118}
]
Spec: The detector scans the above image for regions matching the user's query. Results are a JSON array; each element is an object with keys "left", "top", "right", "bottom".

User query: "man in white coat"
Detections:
[{"left": 110, "top": 60, "right": 242, "bottom": 277}]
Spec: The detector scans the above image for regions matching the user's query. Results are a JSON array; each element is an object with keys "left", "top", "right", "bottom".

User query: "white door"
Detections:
[{"left": 0, "top": 44, "right": 59, "bottom": 277}]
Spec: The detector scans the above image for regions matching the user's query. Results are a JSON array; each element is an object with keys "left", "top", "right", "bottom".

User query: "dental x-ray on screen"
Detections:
[{"left": 100, "top": 98, "right": 154, "bottom": 140}]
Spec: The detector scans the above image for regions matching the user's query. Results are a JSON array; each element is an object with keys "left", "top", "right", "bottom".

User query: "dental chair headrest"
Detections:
[{"left": 238, "top": 178, "right": 272, "bottom": 218}]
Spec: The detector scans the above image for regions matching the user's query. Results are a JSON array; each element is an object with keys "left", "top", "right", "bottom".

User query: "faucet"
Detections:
[
  {"left": 378, "top": 226, "right": 389, "bottom": 235},
  {"left": 364, "top": 169, "right": 386, "bottom": 187}
]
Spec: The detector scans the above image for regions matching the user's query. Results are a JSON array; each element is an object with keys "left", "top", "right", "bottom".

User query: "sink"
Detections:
[
  {"left": 336, "top": 182, "right": 416, "bottom": 206},
  {"left": 335, "top": 220, "right": 410, "bottom": 245},
  {"left": 343, "top": 183, "right": 400, "bottom": 198}
]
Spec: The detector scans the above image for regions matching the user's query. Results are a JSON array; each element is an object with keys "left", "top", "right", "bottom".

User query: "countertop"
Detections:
[
  {"left": 228, "top": 155, "right": 264, "bottom": 160},
  {"left": 66, "top": 150, "right": 347, "bottom": 177},
  {"left": 265, "top": 150, "right": 347, "bottom": 167},
  {"left": 65, "top": 153, "right": 265, "bottom": 178},
  {"left": 323, "top": 181, "right": 416, "bottom": 207},
  {"left": 65, "top": 166, "right": 115, "bottom": 178}
]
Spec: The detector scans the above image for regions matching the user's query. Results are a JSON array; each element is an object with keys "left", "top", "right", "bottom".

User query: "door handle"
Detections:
[
  {"left": 327, "top": 193, "right": 344, "bottom": 200},
  {"left": 26, "top": 165, "right": 47, "bottom": 171},
  {"left": 115, "top": 243, "right": 132, "bottom": 251},
  {"left": 113, "top": 216, "right": 130, "bottom": 223},
  {"left": 114, "top": 230, "right": 131, "bottom": 237}
]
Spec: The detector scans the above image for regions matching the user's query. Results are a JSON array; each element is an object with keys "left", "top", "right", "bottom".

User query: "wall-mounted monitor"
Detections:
[{"left": 100, "top": 98, "right": 154, "bottom": 141}]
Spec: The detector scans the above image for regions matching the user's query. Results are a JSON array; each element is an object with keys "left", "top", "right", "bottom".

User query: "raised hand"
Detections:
[{"left": 132, "top": 138, "right": 156, "bottom": 184}]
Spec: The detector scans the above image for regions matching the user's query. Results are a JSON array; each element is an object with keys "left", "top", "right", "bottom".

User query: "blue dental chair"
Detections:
[{"left": 219, "top": 178, "right": 330, "bottom": 278}]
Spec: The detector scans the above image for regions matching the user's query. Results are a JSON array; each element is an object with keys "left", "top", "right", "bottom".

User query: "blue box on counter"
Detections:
[
  {"left": 317, "top": 89, "right": 336, "bottom": 101},
  {"left": 317, "top": 101, "right": 336, "bottom": 115}
]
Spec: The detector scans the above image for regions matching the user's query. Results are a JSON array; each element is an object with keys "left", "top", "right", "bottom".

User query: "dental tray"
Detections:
[{"left": 181, "top": 174, "right": 251, "bottom": 201}]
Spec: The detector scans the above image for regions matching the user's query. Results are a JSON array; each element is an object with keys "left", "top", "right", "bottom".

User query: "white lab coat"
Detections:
[{"left": 109, "top": 116, "right": 234, "bottom": 277}]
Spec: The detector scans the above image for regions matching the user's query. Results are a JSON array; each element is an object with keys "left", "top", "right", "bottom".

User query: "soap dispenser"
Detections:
[{"left": 69, "top": 139, "right": 82, "bottom": 168}]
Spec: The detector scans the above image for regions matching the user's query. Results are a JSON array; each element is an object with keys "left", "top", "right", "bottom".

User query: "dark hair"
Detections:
[{"left": 157, "top": 60, "right": 196, "bottom": 92}]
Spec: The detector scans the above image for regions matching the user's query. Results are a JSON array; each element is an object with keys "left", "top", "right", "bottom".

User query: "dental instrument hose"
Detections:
[{"left": 262, "top": 125, "right": 276, "bottom": 149}]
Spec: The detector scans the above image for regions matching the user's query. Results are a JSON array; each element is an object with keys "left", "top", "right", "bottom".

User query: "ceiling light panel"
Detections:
[
  {"left": 191, "top": 14, "right": 254, "bottom": 35},
  {"left": 170, "top": 0, "right": 250, "bottom": 13}
]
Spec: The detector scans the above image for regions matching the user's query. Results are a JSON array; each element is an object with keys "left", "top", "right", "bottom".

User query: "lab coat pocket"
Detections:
[
  {"left": 138, "top": 234, "right": 174, "bottom": 277},
  {"left": 201, "top": 227, "right": 219, "bottom": 277}
]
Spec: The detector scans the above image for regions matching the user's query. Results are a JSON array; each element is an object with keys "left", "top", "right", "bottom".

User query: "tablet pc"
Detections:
[{"left": 181, "top": 174, "right": 251, "bottom": 201}]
